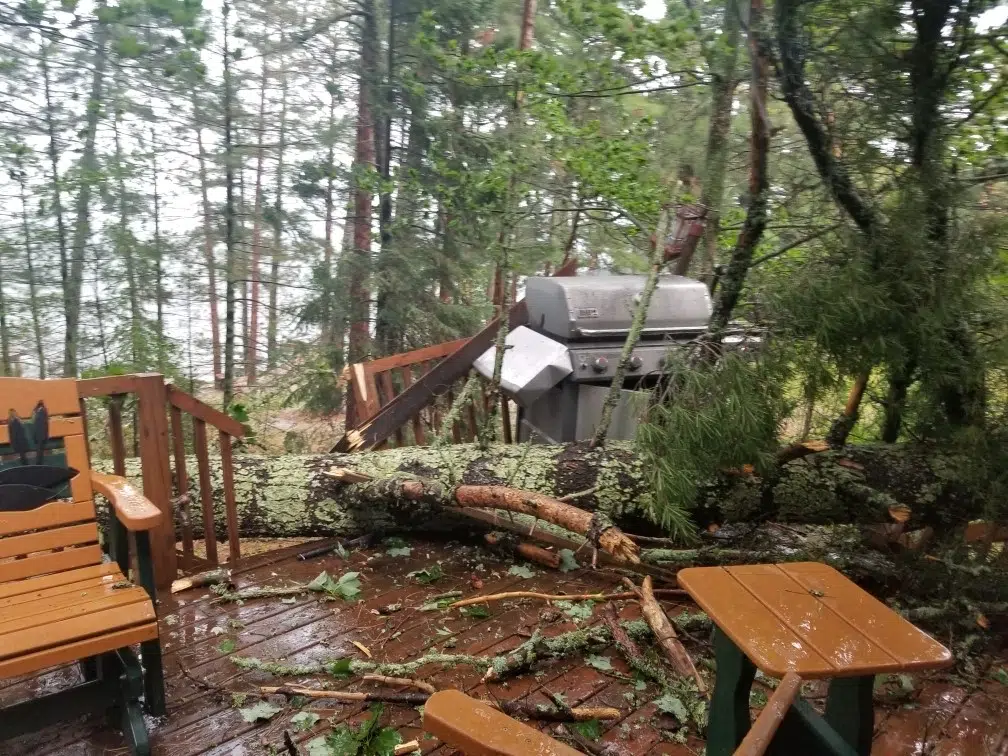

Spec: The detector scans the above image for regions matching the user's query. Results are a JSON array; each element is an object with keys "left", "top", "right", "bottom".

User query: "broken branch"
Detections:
[
  {"left": 361, "top": 674, "right": 436, "bottom": 694},
  {"left": 450, "top": 588, "right": 688, "bottom": 609}
]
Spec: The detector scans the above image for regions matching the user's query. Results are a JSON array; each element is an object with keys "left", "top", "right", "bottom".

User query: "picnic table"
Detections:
[{"left": 679, "top": 562, "right": 953, "bottom": 756}]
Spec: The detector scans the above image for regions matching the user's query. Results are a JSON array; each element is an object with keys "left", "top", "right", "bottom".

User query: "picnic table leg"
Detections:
[
  {"left": 824, "top": 675, "right": 875, "bottom": 756},
  {"left": 707, "top": 627, "right": 757, "bottom": 756}
]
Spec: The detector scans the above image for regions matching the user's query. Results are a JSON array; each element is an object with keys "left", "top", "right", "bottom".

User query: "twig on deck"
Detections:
[
  {"left": 282, "top": 730, "right": 301, "bottom": 756},
  {"left": 362, "top": 674, "right": 437, "bottom": 694},
  {"left": 623, "top": 576, "right": 707, "bottom": 695},
  {"left": 450, "top": 588, "right": 687, "bottom": 609}
]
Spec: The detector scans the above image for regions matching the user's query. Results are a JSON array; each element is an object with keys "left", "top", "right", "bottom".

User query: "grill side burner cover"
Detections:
[
  {"left": 473, "top": 326, "right": 573, "bottom": 407},
  {"left": 524, "top": 274, "right": 711, "bottom": 340}
]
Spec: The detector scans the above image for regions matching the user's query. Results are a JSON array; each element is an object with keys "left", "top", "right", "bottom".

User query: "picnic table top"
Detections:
[{"left": 678, "top": 562, "right": 953, "bottom": 679}]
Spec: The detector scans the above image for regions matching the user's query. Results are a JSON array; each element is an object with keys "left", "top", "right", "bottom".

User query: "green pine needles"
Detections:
[{"left": 636, "top": 350, "right": 790, "bottom": 539}]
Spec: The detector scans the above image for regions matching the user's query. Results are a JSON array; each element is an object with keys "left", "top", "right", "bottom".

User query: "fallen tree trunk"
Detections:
[{"left": 95, "top": 441, "right": 995, "bottom": 540}]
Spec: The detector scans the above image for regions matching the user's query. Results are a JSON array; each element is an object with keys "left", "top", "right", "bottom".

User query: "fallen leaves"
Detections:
[
  {"left": 586, "top": 654, "right": 613, "bottom": 672},
  {"left": 238, "top": 700, "right": 282, "bottom": 724},
  {"left": 507, "top": 564, "right": 536, "bottom": 579},
  {"left": 352, "top": 641, "right": 373, "bottom": 658}
]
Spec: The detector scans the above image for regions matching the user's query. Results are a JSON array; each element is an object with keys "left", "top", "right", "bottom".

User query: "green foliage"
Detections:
[
  {"left": 637, "top": 352, "right": 791, "bottom": 537},
  {"left": 291, "top": 711, "right": 321, "bottom": 732},
  {"left": 507, "top": 564, "right": 536, "bottom": 579},
  {"left": 571, "top": 719, "right": 603, "bottom": 740},
  {"left": 459, "top": 605, "right": 491, "bottom": 619},
  {"left": 313, "top": 704, "right": 402, "bottom": 756},
  {"left": 407, "top": 564, "right": 444, "bottom": 584},
  {"left": 306, "top": 571, "right": 362, "bottom": 601},
  {"left": 237, "top": 700, "right": 282, "bottom": 723}
]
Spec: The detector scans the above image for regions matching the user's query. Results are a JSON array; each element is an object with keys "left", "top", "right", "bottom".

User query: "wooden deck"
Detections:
[{"left": 1, "top": 538, "right": 1006, "bottom": 756}]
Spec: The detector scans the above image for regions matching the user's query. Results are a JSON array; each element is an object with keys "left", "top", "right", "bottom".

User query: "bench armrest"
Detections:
[
  {"left": 91, "top": 473, "right": 162, "bottom": 531},
  {"left": 734, "top": 672, "right": 803, "bottom": 756}
]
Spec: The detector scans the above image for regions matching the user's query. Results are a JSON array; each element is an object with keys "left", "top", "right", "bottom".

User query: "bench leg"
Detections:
[
  {"left": 116, "top": 648, "right": 152, "bottom": 756},
  {"left": 824, "top": 675, "right": 874, "bottom": 756},
  {"left": 768, "top": 699, "right": 860, "bottom": 756},
  {"left": 140, "top": 639, "right": 166, "bottom": 716},
  {"left": 707, "top": 627, "right": 757, "bottom": 756},
  {"left": 80, "top": 656, "right": 99, "bottom": 681}
]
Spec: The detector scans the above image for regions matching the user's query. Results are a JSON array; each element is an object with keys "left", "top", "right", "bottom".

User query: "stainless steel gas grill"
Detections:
[{"left": 474, "top": 273, "right": 712, "bottom": 443}]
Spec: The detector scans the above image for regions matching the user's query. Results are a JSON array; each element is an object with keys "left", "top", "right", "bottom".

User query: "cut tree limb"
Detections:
[
  {"left": 450, "top": 588, "right": 687, "bottom": 609},
  {"left": 625, "top": 576, "right": 707, "bottom": 695}
]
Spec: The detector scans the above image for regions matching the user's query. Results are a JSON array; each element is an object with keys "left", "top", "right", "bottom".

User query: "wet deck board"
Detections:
[{"left": 1, "top": 539, "right": 1004, "bottom": 756}]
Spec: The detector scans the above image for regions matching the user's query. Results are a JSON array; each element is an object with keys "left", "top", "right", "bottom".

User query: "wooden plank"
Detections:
[
  {"left": 402, "top": 366, "right": 426, "bottom": 446},
  {"left": 362, "top": 339, "right": 468, "bottom": 374},
  {"left": 62, "top": 433, "right": 93, "bottom": 504},
  {"left": 192, "top": 418, "right": 218, "bottom": 567},
  {"left": 0, "top": 500, "right": 97, "bottom": 538},
  {"left": 333, "top": 300, "right": 529, "bottom": 452},
  {"left": 75, "top": 374, "right": 138, "bottom": 399},
  {"left": 219, "top": 430, "right": 240, "bottom": 564},
  {"left": 170, "top": 404, "right": 195, "bottom": 567},
  {"left": 0, "top": 544, "right": 103, "bottom": 584},
  {"left": 778, "top": 562, "right": 953, "bottom": 673},
  {"left": 0, "top": 592, "right": 155, "bottom": 658},
  {"left": 107, "top": 397, "right": 128, "bottom": 477},
  {"left": 350, "top": 363, "right": 382, "bottom": 424},
  {"left": 0, "top": 570, "right": 124, "bottom": 609},
  {"left": 0, "top": 377, "right": 81, "bottom": 417},
  {"left": 0, "top": 416, "right": 83, "bottom": 444},
  {"left": 0, "top": 586, "right": 151, "bottom": 635},
  {"left": 379, "top": 371, "right": 405, "bottom": 446},
  {"left": 134, "top": 374, "right": 178, "bottom": 590},
  {"left": 728, "top": 563, "right": 897, "bottom": 675},
  {"left": 678, "top": 566, "right": 834, "bottom": 678},
  {"left": 166, "top": 384, "right": 246, "bottom": 439},
  {"left": 0, "top": 621, "right": 157, "bottom": 678},
  {"left": 0, "top": 522, "right": 99, "bottom": 560}
]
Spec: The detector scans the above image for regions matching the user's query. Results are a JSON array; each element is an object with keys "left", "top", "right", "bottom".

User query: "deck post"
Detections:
[{"left": 133, "top": 373, "right": 177, "bottom": 593}]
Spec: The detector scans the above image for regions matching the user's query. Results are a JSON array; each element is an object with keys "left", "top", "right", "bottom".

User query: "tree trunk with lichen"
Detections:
[{"left": 95, "top": 442, "right": 994, "bottom": 541}]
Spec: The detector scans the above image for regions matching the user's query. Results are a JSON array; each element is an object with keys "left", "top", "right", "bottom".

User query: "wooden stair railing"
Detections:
[{"left": 76, "top": 373, "right": 246, "bottom": 591}]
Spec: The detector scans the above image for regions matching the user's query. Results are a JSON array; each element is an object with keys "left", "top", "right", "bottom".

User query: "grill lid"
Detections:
[{"left": 524, "top": 273, "right": 711, "bottom": 341}]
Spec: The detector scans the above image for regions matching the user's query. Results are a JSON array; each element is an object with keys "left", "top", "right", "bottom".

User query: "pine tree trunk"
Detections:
[
  {"left": 41, "top": 43, "right": 71, "bottom": 362},
  {"left": 696, "top": 0, "right": 741, "bottom": 284},
  {"left": 65, "top": 7, "right": 109, "bottom": 376},
  {"left": 267, "top": 54, "right": 288, "bottom": 370},
  {"left": 348, "top": 1, "right": 378, "bottom": 365},
  {"left": 193, "top": 89, "right": 223, "bottom": 385},
  {"left": 320, "top": 74, "right": 338, "bottom": 352},
  {"left": 222, "top": 2, "right": 238, "bottom": 409},
  {"left": 98, "top": 442, "right": 993, "bottom": 539},
  {"left": 151, "top": 127, "right": 166, "bottom": 372},
  {"left": 247, "top": 57, "right": 269, "bottom": 386},
  {"left": 374, "top": 0, "right": 398, "bottom": 355},
  {"left": 14, "top": 151, "right": 47, "bottom": 378},
  {"left": 0, "top": 247, "right": 11, "bottom": 375}
]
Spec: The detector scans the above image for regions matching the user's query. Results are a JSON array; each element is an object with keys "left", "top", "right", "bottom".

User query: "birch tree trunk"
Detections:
[{"left": 0, "top": 248, "right": 11, "bottom": 375}]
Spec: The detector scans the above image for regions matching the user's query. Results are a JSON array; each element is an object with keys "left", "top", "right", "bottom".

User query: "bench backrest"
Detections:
[{"left": 0, "top": 378, "right": 101, "bottom": 584}]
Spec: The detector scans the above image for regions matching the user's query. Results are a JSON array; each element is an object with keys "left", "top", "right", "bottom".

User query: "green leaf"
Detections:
[
  {"left": 307, "top": 571, "right": 333, "bottom": 592},
  {"left": 459, "top": 605, "right": 490, "bottom": 619},
  {"left": 558, "top": 549, "right": 580, "bottom": 573},
  {"left": 571, "top": 719, "right": 602, "bottom": 740},
  {"left": 407, "top": 564, "right": 444, "bottom": 584},
  {"left": 386, "top": 546, "right": 412, "bottom": 557},
  {"left": 507, "top": 564, "right": 536, "bottom": 579},
  {"left": 419, "top": 597, "right": 456, "bottom": 611},
  {"left": 562, "top": 601, "right": 595, "bottom": 623},
  {"left": 291, "top": 711, "right": 321, "bottom": 732},
  {"left": 366, "top": 727, "right": 403, "bottom": 755},
  {"left": 306, "top": 736, "right": 331, "bottom": 756},
  {"left": 991, "top": 667, "right": 1008, "bottom": 686},
  {"left": 238, "top": 700, "right": 282, "bottom": 723},
  {"left": 325, "top": 727, "right": 361, "bottom": 755},
  {"left": 327, "top": 658, "right": 354, "bottom": 678},
  {"left": 654, "top": 692, "right": 689, "bottom": 724},
  {"left": 218, "top": 638, "right": 236, "bottom": 654},
  {"left": 586, "top": 654, "right": 613, "bottom": 672},
  {"left": 336, "top": 571, "right": 362, "bottom": 600}
]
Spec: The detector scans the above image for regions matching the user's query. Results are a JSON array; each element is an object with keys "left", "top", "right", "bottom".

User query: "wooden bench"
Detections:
[
  {"left": 679, "top": 562, "right": 954, "bottom": 756},
  {"left": 0, "top": 377, "right": 166, "bottom": 755}
]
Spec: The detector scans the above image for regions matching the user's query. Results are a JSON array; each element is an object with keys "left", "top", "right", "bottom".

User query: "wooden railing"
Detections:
[
  {"left": 347, "top": 339, "right": 513, "bottom": 449},
  {"left": 77, "top": 373, "right": 245, "bottom": 590}
]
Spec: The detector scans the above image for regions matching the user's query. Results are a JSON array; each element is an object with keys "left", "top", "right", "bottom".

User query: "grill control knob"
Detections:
[
  {"left": 628, "top": 355, "right": 643, "bottom": 371},
  {"left": 592, "top": 356, "right": 609, "bottom": 373}
]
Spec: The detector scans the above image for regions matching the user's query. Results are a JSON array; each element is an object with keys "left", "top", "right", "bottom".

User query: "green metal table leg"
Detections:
[
  {"left": 706, "top": 627, "right": 757, "bottom": 756},
  {"left": 824, "top": 675, "right": 875, "bottom": 756}
]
